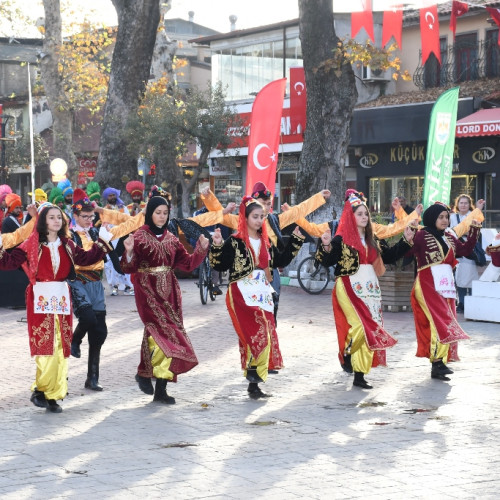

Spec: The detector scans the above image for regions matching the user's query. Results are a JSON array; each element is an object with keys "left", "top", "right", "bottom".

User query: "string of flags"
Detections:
[{"left": 350, "top": 1, "right": 500, "bottom": 65}]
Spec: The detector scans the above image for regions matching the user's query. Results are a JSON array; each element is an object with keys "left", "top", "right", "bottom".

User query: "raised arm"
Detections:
[{"left": 277, "top": 190, "right": 330, "bottom": 229}]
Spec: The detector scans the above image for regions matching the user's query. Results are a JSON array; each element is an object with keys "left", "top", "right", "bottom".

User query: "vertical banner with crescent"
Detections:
[
  {"left": 419, "top": 4, "right": 441, "bottom": 66},
  {"left": 245, "top": 78, "right": 287, "bottom": 197},
  {"left": 290, "top": 67, "right": 307, "bottom": 136},
  {"left": 422, "top": 87, "right": 460, "bottom": 208}
]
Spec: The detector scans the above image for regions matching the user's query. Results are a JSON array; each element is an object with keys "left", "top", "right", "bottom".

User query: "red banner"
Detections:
[
  {"left": 382, "top": 6, "right": 403, "bottom": 48},
  {"left": 420, "top": 5, "right": 441, "bottom": 66},
  {"left": 450, "top": 1, "right": 469, "bottom": 39},
  {"left": 351, "top": 0, "right": 375, "bottom": 42},
  {"left": 486, "top": 8, "right": 500, "bottom": 45},
  {"left": 245, "top": 78, "right": 286, "bottom": 197},
  {"left": 289, "top": 67, "right": 306, "bottom": 136}
]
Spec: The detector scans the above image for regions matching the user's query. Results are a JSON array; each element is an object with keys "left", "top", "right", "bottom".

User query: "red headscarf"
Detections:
[
  {"left": 335, "top": 190, "right": 369, "bottom": 256},
  {"left": 234, "top": 195, "right": 270, "bottom": 270}
]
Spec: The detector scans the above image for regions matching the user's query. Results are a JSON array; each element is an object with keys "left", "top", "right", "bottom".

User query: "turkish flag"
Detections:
[
  {"left": 245, "top": 78, "right": 286, "bottom": 197},
  {"left": 382, "top": 6, "right": 403, "bottom": 48},
  {"left": 449, "top": 1, "right": 469, "bottom": 39},
  {"left": 351, "top": 0, "right": 375, "bottom": 42},
  {"left": 289, "top": 67, "right": 306, "bottom": 136},
  {"left": 420, "top": 5, "right": 441, "bottom": 66},
  {"left": 486, "top": 8, "right": 500, "bottom": 45}
]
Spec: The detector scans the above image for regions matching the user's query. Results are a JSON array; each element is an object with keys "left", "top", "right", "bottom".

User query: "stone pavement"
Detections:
[{"left": 1, "top": 280, "right": 500, "bottom": 499}]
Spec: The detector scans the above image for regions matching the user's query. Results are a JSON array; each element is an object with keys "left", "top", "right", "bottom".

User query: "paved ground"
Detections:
[{"left": 1, "top": 280, "right": 499, "bottom": 499}]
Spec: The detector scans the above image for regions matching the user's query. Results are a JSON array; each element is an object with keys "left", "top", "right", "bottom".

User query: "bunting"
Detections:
[
  {"left": 450, "top": 0, "right": 469, "bottom": 39},
  {"left": 419, "top": 4, "right": 441, "bottom": 66},
  {"left": 351, "top": 0, "right": 375, "bottom": 42},
  {"left": 382, "top": 6, "right": 403, "bottom": 48}
]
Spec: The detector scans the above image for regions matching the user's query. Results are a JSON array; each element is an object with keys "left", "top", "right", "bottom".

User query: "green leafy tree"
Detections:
[{"left": 127, "top": 81, "right": 243, "bottom": 216}]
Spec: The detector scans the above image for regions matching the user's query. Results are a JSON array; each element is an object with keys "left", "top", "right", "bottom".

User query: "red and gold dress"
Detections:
[
  {"left": 121, "top": 225, "right": 207, "bottom": 381},
  {"left": 0, "top": 237, "right": 109, "bottom": 400},
  {"left": 409, "top": 225, "right": 480, "bottom": 363}
]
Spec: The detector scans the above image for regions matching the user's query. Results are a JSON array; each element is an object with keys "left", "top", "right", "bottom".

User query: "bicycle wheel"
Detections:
[
  {"left": 199, "top": 260, "right": 209, "bottom": 304},
  {"left": 297, "top": 256, "right": 330, "bottom": 295}
]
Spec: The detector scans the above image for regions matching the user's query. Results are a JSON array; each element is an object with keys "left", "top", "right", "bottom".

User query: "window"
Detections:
[
  {"left": 424, "top": 37, "right": 447, "bottom": 88},
  {"left": 485, "top": 29, "right": 500, "bottom": 77},
  {"left": 455, "top": 33, "right": 479, "bottom": 82}
]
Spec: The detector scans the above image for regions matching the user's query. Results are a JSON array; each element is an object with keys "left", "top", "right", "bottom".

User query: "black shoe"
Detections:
[
  {"left": 85, "top": 378, "right": 103, "bottom": 391},
  {"left": 353, "top": 372, "right": 373, "bottom": 389},
  {"left": 135, "top": 373, "right": 154, "bottom": 395},
  {"left": 431, "top": 371, "right": 451, "bottom": 381},
  {"left": 153, "top": 378, "right": 176, "bottom": 404},
  {"left": 268, "top": 369, "right": 279, "bottom": 374},
  {"left": 46, "top": 399, "right": 63, "bottom": 413},
  {"left": 71, "top": 342, "right": 81, "bottom": 358},
  {"left": 247, "top": 383, "right": 271, "bottom": 399},
  {"left": 342, "top": 354, "right": 353, "bottom": 374},
  {"left": 456, "top": 304, "right": 464, "bottom": 313},
  {"left": 30, "top": 390, "right": 48, "bottom": 408},
  {"left": 246, "top": 368, "right": 264, "bottom": 383},
  {"left": 435, "top": 360, "right": 454, "bottom": 375},
  {"left": 212, "top": 285, "right": 223, "bottom": 296}
]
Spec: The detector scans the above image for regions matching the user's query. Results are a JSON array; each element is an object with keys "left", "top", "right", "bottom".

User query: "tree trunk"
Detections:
[
  {"left": 297, "top": 0, "right": 358, "bottom": 220},
  {"left": 96, "top": 0, "right": 160, "bottom": 189},
  {"left": 41, "top": 0, "right": 77, "bottom": 180}
]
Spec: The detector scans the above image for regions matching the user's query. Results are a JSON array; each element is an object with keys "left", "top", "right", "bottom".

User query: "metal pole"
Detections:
[{"left": 27, "top": 63, "right": 36, "bottom": 205}]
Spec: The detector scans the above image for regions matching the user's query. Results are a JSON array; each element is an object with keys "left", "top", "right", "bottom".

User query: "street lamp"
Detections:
[{"left": 50, "top": 158, "right": 68, "bottom": 182}]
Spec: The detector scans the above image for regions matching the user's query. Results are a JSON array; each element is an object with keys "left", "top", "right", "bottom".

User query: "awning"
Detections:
[{"left": 456, "top": 108, "right": 500, "bottom": 137}]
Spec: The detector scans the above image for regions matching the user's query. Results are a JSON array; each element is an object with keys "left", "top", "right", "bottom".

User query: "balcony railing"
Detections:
[{"left": 414, "top": 39, "right": 500, "bottom": 90}]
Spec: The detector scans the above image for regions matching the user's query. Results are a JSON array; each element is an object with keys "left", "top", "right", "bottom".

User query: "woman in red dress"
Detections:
[
  {"left": 409, "top": 202, "right": 481, "bottom": 381},
  {"left": 0, "top": 203, "right": 111, "bottom": 412},
  {"left": 121, "top": 195, "right": 209, "bottom": 404}
]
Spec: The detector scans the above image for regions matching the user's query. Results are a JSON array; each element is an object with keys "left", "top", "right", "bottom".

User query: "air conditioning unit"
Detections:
[{"left": 361, "top": 64, "right": 392, "bottom": 82}]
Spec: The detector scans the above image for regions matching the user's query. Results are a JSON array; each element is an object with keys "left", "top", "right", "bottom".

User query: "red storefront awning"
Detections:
[{"left": 456, "top": 108, "right": 500, "bottom": 137}]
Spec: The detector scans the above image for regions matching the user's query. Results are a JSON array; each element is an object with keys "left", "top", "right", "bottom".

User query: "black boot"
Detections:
[
  {"left": 46, "top": 399, "right": 63, "bottom": 413},
  {"left": 153, "top": 378, "right": 176, "bottom": 404},
  {"left": 435, "top": 359, "right": 454, "bottom": 375},
  {"left": 247, "top": 382, "right": 271, "bottom": 399},
  {"left": 135, "top": 373, "right": 154, "bottom": 395},
  {"left": 431, "top": 362, "right": 451, "bottom": 381},
  {"left": 85, "top": 345, "right": 103, "bottom": 391},
  {"left": 246, "top": 367, "right": 264, "bottom": 383},
  {"left": 353, "top": 372, "right": 373, "bottom": 389},
  {"left": 342, "top": 354, "right": 353, "bottom": 374},
  {"left": 30, "top": 389, "right": 48, "bottom": 408},
  {"left": 71, "top": 323, "right": 86, "bottom": 358}
]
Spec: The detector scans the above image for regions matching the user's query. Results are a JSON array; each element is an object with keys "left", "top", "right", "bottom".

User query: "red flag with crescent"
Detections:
[
  {"left": 486, "top": 8, "right": 500, "bottom": 45},
  {"left": 382, "top": 6, "right": 403, "bottom": 48},
  {"left": 420, "top": 5, "right": 441, "bottom": 66},
  {"left": 289, "top": 67, "right": 306, "bottom": 136},
  {"left": 351, "top": 0, "right": 375, "bottom": 42},
  {"left": 449, "top": 1, "right": 469, "bottom": 39},
  {"left": 245, "top": 78, "right": 286, "bottom": 197}
]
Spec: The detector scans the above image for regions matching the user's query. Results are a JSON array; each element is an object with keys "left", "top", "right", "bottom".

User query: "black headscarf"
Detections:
[
  {"left": 422, "top": 202, "right": 450, "bottom": 253},
  {"left": 145, "top": 196, "right": 170, "bottom": 235}
]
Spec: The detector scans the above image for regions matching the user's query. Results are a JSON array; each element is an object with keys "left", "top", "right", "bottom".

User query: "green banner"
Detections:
[{"left": 422, "top": 87, "right": 460, "bottom": 208}]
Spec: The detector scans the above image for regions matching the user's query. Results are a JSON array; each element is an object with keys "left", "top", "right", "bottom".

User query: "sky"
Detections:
[{"left": 4, "top": 0, "right": 447, "bottom": 37}]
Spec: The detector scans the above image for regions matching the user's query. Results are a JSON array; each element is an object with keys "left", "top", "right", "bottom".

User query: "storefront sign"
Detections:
[
  {"left": 209, "top": 162, "right": 236, "bottom": 176},
  {"left": 359, "top": 153, "right": 379, "bottom": 168},
  {"left": 472, "top": 146, "right": 496, "bottom": 164}
]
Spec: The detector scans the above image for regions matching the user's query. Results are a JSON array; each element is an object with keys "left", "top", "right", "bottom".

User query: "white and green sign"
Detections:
[{"left": 422, "top": 87, "right": 460, "bottom": 208}]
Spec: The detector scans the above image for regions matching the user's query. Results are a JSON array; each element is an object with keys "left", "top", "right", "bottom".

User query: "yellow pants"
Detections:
[
  {"left": 336, "top": 279, "right": 374, "bottom": 374},
  {"left": 244, "top": 342, "right": 270, "bottom": 383},
  {"left": 148, "top": 337, "right": 175, "bottom": 380},
  {"left": 31, "top": 317, "right": 68, "bottom": 401}
]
